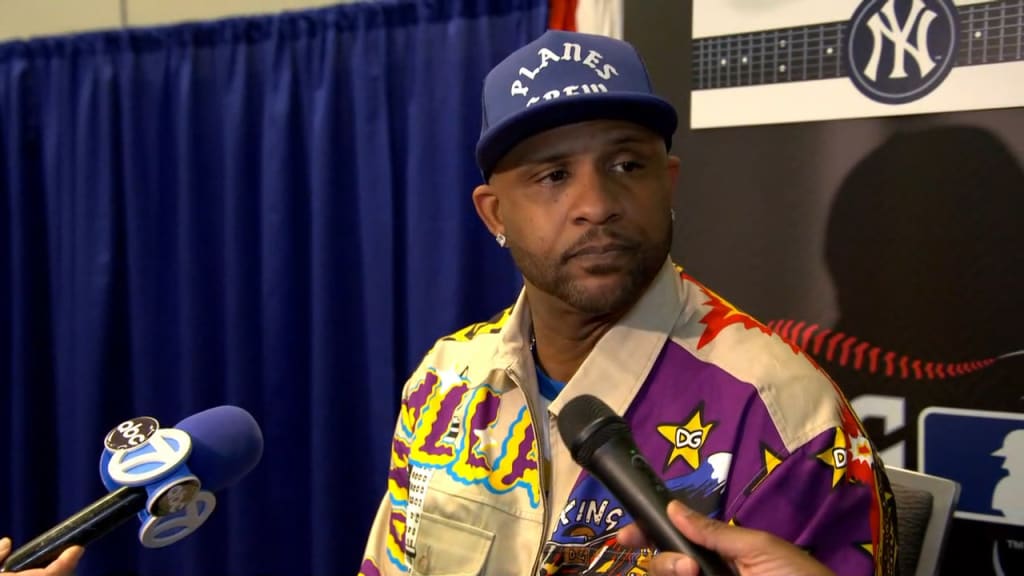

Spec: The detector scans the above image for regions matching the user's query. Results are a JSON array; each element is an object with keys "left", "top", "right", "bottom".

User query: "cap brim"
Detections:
[{"left": 476, "top": 93, "right": 678, "bottom": 180}]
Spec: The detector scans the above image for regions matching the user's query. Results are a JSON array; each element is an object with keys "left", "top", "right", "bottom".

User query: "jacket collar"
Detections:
[{"left": 494, "top": 257, "right": 686, "bottom": 416}]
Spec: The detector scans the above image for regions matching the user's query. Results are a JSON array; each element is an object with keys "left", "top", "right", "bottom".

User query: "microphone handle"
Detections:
[
  {"left": 592, "top": 437, "right": 734, "bottom": 576},
  {"left": 1, "top": 486, "right": 148, "bottom": 572}
]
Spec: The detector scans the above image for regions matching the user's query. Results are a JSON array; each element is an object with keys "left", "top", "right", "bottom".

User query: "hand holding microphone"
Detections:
[
  {"left": 0, "top": 538, "right": 80, "bottom": 576},
  {"left": 617, "top": 501, "right": 836, "bottom": 576},
  {"left": 557, "top": 394, "right": 734, "bottom": 576},
  {"left": 559, "top": 395, "right": 836, "bottom": 576},
  {"left": 0, "top": 405, "right": 263, "bottom": 573}
]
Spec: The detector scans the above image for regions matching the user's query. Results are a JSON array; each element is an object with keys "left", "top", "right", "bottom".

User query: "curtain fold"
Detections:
[{"left": 0, "top": 2, "right": 546, "bottom": 574}]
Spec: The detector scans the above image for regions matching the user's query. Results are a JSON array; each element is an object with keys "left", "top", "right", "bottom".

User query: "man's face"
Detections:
[{"left": 475, "top": 119, "right": 679, "bottom": 316}]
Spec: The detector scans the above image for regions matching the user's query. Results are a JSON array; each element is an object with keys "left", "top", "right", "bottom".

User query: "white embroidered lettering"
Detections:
[
  {"left": 510, "top": 80, "right": 528, "bottom": 97},
  {"left": 583, "top": 49, "right": 603, "bottom": 69},
  {"left": 585, "top": 500, "right": 609, "bottom": 525},
  {"left": 518, "top": 66, "right": 538, "bottom": 80},
  {"left": 537, "top": 48, "right": 561, "bottom": 70},
  {"left": 560, "top": 499, "right": 577, "bottom": 526},
  {"left": 596, "top": 64, "right": 619, "bottom": 81},
  {"left": 605, "top": 508, "right": 624, "bottom": 531},
  {"left": 561, "top": 42, "right": 582, "bottom": 62}
]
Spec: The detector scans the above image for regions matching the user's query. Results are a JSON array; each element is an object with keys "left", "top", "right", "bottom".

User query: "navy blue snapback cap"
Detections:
[{"left": 475, "top": 30, "right": 678, "bottom": 180}]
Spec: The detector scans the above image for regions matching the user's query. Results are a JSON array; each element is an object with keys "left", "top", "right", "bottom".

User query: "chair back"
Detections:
[{"left": 886, "top": 466, "right": 961, "bottom": 576}]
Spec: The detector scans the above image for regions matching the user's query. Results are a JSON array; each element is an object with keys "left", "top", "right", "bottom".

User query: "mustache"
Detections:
[{"left": 560, "top": 228, "right": 639, "bottom": 263}]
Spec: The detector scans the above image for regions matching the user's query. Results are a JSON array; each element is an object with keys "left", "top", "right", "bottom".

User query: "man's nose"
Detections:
[{"left": 570, "top": 166, "right": 623, "bottom": 225}]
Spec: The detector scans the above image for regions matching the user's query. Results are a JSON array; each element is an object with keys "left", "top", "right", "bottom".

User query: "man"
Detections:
[{"left": 359, "top": 30, "right": 896, "bottom": 575}]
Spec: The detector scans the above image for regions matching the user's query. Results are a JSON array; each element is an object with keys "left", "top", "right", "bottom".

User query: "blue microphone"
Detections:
[
  {"left": 0, "top": 406, "right": 263, "bottom": 572},
  {"left": 133, "top": 406, "right": 264, "bottom": 549}
]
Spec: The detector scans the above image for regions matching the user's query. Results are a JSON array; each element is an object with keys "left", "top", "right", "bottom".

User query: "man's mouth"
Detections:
[{"left": 565, "top": 242, "right": 635, "bottom": 262}]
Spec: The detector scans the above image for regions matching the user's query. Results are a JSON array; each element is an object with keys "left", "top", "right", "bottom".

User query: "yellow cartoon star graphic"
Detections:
[
  {"left": 815, "top": 427, "right": 849, "bottom": 488},
  {"left": 746, "top": 445, "right": 784, "bottom": 493},
  {"left": 657, "top": 408, "right": 714, "bottom": 470}
]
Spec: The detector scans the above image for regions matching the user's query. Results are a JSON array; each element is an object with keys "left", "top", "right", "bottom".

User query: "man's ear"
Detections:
[
  {"left": 666, "top": 155, "right": 681, "bottom": 188},
  {"left": 472, "top": 182, "right": 503, "bottom": 237}
]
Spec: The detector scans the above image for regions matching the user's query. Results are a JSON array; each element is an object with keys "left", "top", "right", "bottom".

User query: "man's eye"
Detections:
[
  {"left": 612, "top": 161, "right": 644, "bottom": 173},
  {"left": 539, "top": 169, "right": 570, "bottom": 184}
]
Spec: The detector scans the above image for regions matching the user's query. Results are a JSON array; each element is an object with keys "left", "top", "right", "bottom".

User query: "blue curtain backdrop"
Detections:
[{"left": 0, "top": 1, "right": 545, "bottom": 574}]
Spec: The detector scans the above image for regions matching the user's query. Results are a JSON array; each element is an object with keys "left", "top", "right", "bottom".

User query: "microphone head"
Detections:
[
  {"left": 174, "top": 405, "right": 264, "bottom": 492},
  {"left": 557, "top": 394, "right": 631, "bottom": 468}
]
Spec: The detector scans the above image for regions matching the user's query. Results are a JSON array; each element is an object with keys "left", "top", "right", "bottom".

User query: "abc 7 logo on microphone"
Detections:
[
  {"left": 103, "top": 417, "right": 217, "bottom": 548},
  {"left": 105, "top": 416, "right": 159, "bottom": 451},
  {"left": 139, "top": 491, "right": 217, "bottom": 549}
]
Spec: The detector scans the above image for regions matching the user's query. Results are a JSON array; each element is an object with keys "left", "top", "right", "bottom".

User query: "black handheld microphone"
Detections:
[
  {"left": 557, "top": 394, "right": 733, "bottom": 576},
  {"left": 0, "top": 487, "right": 148, "bottom": 572}
]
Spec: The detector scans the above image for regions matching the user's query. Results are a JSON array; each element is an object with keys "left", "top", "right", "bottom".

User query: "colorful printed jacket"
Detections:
[{"left": 359, "top": 260, "right": 897, "bottom": 575}]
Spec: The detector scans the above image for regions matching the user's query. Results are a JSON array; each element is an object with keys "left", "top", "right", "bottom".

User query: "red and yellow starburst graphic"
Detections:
[
  {"left": 683, "top": 273, "right": 773, "bottom": 350},
  {"left": 836, "top": 400, "right": 894, "bottom": 574},
  {"left": 839, "top": 403, "right": 875, "bottom": 485}
]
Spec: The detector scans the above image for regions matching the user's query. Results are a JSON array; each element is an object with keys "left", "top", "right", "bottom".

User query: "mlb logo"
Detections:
[{"left": 919, "top": 407, "right": 1024, "bottom": 526}]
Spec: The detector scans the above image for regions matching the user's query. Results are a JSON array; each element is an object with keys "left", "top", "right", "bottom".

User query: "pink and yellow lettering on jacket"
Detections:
[{"left": 399, "top": 368, "right": 541, "bottom": 503}]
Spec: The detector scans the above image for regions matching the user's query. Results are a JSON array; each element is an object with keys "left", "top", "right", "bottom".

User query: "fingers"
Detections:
[
  {"left": 616, "top": 502, "right": 722, "bottom": 554},
  {"left": 648, "top": 551, "right": 699, "bottom": 576},
  {"left": 666, "top": 500, "right": 750, "bottom": 558},
  {"left": 0, "top": 540, "right": 83, "bottom": 576},
  {"left": 621, "top": 501, "right": 836, "bottom": 576},
  {"left": 616, "top": 523, "right": 647, "bottom": 548},
  {"left": 45, "top": 545, "right": 84, "bottom": 576},
  {"left": 615, "top": 504, "right": 721, "bottom": 576}
]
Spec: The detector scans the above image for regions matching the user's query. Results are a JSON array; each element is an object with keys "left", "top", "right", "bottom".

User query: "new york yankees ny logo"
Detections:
[
  {"left": 863, "top": 0, "right": 937, "bottom": 81},
  {"left": 847, "top": 0, "right": 958, "bottom": 103}
]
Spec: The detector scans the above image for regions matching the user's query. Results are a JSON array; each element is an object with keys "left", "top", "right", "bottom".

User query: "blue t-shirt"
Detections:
[{"left": 535, "top": 362, "right": 565, "bottom": 401}]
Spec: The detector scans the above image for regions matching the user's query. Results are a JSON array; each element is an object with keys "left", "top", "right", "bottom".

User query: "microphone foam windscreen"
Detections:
[{"left": 174, "top": 405, "right": 264, "bottom": 492}]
